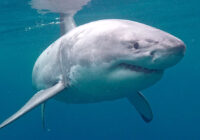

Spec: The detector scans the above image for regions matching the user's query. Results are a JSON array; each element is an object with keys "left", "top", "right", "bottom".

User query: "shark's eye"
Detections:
[
  {"left": 133, "top": 42, "right": 139, "bottom": 49},
  {"left": 127, "top": 42, "right": 139, "bottom": 49}
]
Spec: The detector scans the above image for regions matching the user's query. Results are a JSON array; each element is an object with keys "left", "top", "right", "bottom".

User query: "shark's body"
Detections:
[
  {"left": 0, "top": 19, "right": 185, "bottom": 129},
  {"left": 33, "top": 19, "right": 184, "bottom": 103}
]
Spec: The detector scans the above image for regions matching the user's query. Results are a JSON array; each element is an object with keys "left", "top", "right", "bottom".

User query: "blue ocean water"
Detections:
[{"left": 0, "top": 0, "right": 199, "bottom": 139}]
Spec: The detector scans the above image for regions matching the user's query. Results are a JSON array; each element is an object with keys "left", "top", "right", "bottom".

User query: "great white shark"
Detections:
[{"left": 0, "top": 15, "right": 185, "bottom": 129}]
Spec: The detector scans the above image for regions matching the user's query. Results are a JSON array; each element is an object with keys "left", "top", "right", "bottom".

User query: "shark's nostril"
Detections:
[
  {"left": 173, "top": 44, "right": 186, "bottom": 55},
  {"left": 180, "top": 44, "right": 186, "bottom": 52},
  {"left": 150, "top": 51, "right": 156, "bottom": 56}
]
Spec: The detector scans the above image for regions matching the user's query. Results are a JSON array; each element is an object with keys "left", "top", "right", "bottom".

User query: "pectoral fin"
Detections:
[
  {"left": 127, "top": 91, "right": 153, "bottom": 123},
  {"left": 0, "top": 81, "right": 65, "bottom": 129}
]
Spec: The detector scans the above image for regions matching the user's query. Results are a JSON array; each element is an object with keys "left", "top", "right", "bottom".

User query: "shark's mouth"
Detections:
[{"left": 117, "top": 63, "right": 163, "bottom": 74}]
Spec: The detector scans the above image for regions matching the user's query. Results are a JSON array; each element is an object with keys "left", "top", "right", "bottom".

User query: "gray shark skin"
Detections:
[{"left": 0, "top": 19, "right": 185, "bottom": 129}]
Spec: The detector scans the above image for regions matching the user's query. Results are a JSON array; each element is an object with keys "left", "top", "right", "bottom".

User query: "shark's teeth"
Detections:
[{"left": 118, "top": 63, "right": 162, "bottom": 73}]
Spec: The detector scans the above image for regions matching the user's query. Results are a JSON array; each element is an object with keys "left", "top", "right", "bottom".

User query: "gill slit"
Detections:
[{"left": 58, "top": 41, "right": 67, "bottom": 86}]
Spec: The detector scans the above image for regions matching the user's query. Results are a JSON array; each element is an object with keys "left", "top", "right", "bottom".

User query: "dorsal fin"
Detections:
[{"left": 60, "top": 13, "right": 76, "bottom": 36}]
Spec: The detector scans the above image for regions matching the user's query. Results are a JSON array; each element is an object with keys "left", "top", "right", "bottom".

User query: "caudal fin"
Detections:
[{"left": 0, "top": 81, "right": 65, "bottom": 129}]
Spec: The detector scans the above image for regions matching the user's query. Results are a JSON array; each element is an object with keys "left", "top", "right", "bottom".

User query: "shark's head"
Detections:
[
  {"left": 114, "top": 22, "right": 186, "bottom": 70},
  {"left": 91, "top": 20, "right": 186, "bottom": 91}
]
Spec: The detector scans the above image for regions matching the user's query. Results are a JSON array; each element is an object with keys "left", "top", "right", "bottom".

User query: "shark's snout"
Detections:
[
  {"left": 151, "top": 42, "right": 185, "bottom": 57},
  {"left": 171, "top": 43, "right": 186, "bottom": 55},
  {"left": 150, "top": 41, "right": 186, "bottom": 69}
]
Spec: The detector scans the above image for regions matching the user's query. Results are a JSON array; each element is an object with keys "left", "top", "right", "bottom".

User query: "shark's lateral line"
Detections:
[{"left": 0, "top": 19, "right": 185, "bottom": 129}]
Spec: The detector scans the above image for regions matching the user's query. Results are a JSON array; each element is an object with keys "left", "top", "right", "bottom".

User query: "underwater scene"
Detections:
[{"left": 0, "top": 0, "right": 199, "bottom": 139}]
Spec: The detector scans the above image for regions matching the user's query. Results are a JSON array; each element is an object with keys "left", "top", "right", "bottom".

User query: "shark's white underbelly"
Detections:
[
  {"left": 54, "top": 66, "right": 162, "bottom": 104},
  {"left": 54, "top": 87, "right": 128, "bottom": 104}
]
